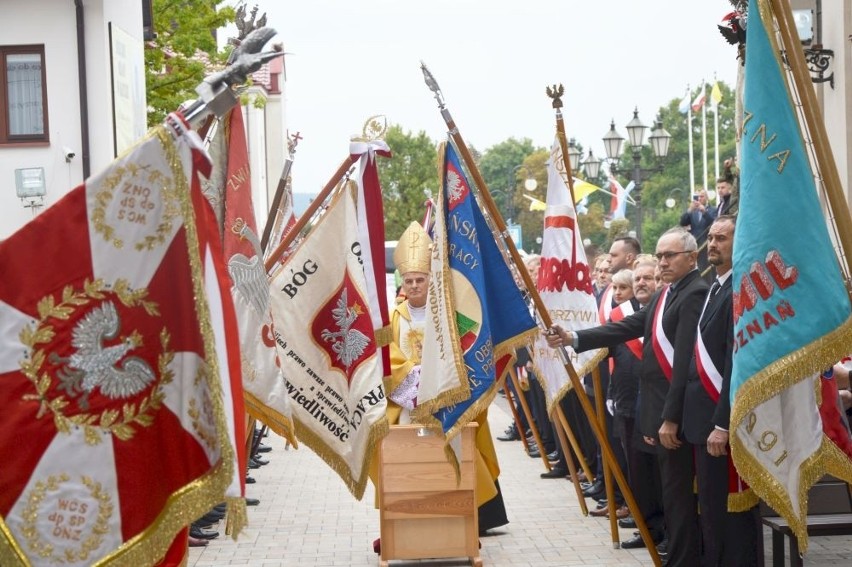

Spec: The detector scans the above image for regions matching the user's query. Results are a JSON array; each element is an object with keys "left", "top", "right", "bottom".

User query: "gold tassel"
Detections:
[{"left": 224, "top": 497, "right": 248, "bottom": 540}]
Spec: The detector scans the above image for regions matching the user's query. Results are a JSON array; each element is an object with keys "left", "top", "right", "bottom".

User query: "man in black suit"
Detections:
[
  {"left": 547, "top": 227, "right": 707, "bottom": 566},
  {"left": 683, "top": 215, "right": 761, "bottom": 566},
  {"left": 714, "top": 178, "right": 734, "bottom": 217}
]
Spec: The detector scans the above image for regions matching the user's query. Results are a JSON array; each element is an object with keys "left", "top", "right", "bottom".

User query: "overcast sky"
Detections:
[{"left": 245, "top": 0, "right": 740, "bottom": 194}]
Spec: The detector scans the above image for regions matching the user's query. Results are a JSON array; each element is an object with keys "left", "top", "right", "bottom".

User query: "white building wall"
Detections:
[
  {"left": 821, "top": 0, "right": 852, "bottom": 204},
  {"left": 0, "top": 0, "right": 143, "bottom": 239}
]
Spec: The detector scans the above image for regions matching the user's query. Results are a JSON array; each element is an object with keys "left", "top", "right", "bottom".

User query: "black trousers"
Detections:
[
  {"left": 657, "top": 439, "right": 699, "bottom": 566},
  {"left": 694, "top": 444, "right": 762, "bottom": 567}
]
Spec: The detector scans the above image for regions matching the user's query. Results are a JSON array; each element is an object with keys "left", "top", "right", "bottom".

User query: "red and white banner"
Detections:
[
  {"left": 0, "top": 118, "right": 241, "bottom": 566},
  {"left": 268, "top": 182, "right": 388, "bottom": 499},
  {"left": 533, "top": 137, "right": 606, "bottom": 412},
  {"left": 203, "top": 107, "right": 296, "bottom": 446}
]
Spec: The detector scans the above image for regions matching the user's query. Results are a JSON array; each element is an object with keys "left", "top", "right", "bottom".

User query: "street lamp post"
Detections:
[{"left": 600, "top": 108, "right": 671, "bottom": 245}]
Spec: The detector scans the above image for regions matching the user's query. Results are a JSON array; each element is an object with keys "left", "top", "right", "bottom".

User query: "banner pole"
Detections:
[
  {"left": 421, "top": 63, "right": 660, "bottom": 565},
  {"left": 264, "top": 156, "right": 357, "bottom": 272}
]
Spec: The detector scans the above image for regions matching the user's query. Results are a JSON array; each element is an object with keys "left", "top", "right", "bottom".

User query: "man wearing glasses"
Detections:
[{"left": 546, "top": 227, "right": 708, "bottom": 567}]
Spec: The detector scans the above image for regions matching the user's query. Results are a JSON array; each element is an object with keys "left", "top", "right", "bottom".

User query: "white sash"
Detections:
[{"left": 652, "top": 286, "right": 674, "bottom": 380}]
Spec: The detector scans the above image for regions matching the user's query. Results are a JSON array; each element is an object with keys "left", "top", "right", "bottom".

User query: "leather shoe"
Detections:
[
  {"left": 618, "top": 517, "right": 637, "bottom": 529},
  {"left": 589, "top": 506, "right": 609, "bottom": 517},
  {"left": 245, "top": 476, "right": 256, "bottom": 484},
  {"left": 582, "top": 481, "right": 604, "bottom": 498},
  {"left": 615, "top": 505, "right": 630, "bottom": 519},
  {"left": 527, "top": 449, "right": 541, "bottom": 459},
  {"left": 252, "top": 456, "right": 269, "bottom": 466},
  {"left": 256, "top": 444, "right": 272, "bottom": 453},
  {"left": 540, "top": 468, "right": 568, "bottom": 479},
  {"left": 546, "top": 451, "right": 558, "bottom": 461},
  {"left": 620, "top": 534, "right": 646, "bottom": 549},
  {"left": 189, "top": 525, "right": 219, "bottom": 540},
  {"left": 245, "top": 497, "right": 260, "bottom": 506},
  {"left": 188, "top": 535, "right": 209, "bottom": 547},
  {"left": 497, "top": 431, "right": 520, "bottom": 441}
]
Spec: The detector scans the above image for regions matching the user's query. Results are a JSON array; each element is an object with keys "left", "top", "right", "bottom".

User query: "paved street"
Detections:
[{"left": 189, "top": 398, "right": 850, "bottom": 566}]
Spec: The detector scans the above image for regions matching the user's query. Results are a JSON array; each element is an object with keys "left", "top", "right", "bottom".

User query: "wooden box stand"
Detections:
[{"left": 377, "top": 423, "right": 481, "bottom": 566}]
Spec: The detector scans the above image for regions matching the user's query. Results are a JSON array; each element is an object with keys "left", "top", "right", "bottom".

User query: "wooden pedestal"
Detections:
[{"left": 377, "top": 423, "right": 481, "bottom": 567}]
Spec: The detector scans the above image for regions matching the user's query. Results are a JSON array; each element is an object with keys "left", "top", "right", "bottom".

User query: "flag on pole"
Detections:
[
  {"left": 532, "top": 138, "right": 606, "bottom": 412},
  {"left": 710, "top": 81, "right": 723, "bottom": 110},
  {"left": 607, "top": 173, "right": 634, "bottom": 220},
  {"left": 267, "top": 181, "right": 389, "bottom": 500},
  {"left": 571, "top": 177, "right": 601, "bottom": 203},
  {"left": 523, "top": 194, "right": 546, "bottom": 212},
  {"left": 730, "top": 0, "right": 852, "bottom": 553},
  {"left": 205, "top": 107, "right": 297, "bottom": 447},
  {"left": 0, "top": 117, "right": 243, "bottom": 565},
  {"left": 678, "top": 91, "right": 691, "bottom": 114},
  {"left": 692, "top": 83, "right": 707, "bottom": 112},
  {"left": 414, "top": 141, "right": 537, "bottom": 442}
]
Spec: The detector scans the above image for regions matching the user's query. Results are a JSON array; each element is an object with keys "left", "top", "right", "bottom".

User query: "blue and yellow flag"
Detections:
[
  {"left": 730, "top": 0, "right": 852, "bottom": 551},
  {"left": 415, "top": 141, "right": 537, "bottom": 442}
]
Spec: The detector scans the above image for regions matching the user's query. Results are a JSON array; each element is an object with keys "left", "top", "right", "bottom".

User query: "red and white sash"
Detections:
[
  {"left": 610, "top": 301, "right": 643, "bottom": 360},
  {"left": 651, "top": 285, "right": 674, "bottom": 381},
  {"left": 694, "top": 292, "right": 723, "bottom": 402},
  {"left": 598, "top": 284, "right": 613, "bottom": 324}
]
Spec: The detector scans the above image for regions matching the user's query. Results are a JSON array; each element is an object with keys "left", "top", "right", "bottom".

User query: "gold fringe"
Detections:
[
  {"left": 728, "top": 488, "right": 759, "bottom": 513},
  {"left": 243, "top": 391, "right": 299, "bottom": 448},
  {"left": 224, "top": 497, "right": 248, "bottom": 540},
  {"left": 292, "top": 414, "right": 390, "bottom": 501},
  {"left": 373, "top": 325, "right": 392, "bottom": 349},
  {"left": 730, "top": 314, "right": 852, "bottom": 554}
]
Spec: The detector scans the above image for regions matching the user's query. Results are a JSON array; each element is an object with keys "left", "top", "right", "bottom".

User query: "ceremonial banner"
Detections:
[
  {"left": 0, "top": 118, "right": 240, "bottom": 566},
  {"left": 205, "top": 107, "right": 296, "bottom": 446},
  {"left": 350, "top": 130, "right": 393, "bottom": 379},
  {"left": 570, "top": 177, "right": 600, "bottom": 203},
  {"left": 730, "top": 0, "right": 852, "bottom": 551},
  {"left": 414, "top": 141, "right": 537, "bottom": 441},
  {"left": 268, "top": 183, "right": 388, "bottom": 500},
  {"left": 533, "top": 138, "right": 606, "bottom": 413}
]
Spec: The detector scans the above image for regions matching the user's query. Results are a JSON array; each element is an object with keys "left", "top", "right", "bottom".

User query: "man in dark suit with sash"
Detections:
[
  {"left": 546, "top": 227, "right": 708, "bottom": 566},
  {"left": 683, "top": 215, "right": 761, "bottom": 566}
]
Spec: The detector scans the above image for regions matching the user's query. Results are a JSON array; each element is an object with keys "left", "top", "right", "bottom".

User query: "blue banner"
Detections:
[
  {"left": 730, "top": 0, "right": 852, "bottom": 550},
  {"left": 433, "top": 142, "right": 537, "bottom": 438}
]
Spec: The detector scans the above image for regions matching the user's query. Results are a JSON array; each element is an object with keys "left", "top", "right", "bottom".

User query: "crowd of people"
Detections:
[{"left": 492, "top": 180, "right": 852, "bottom": 566}]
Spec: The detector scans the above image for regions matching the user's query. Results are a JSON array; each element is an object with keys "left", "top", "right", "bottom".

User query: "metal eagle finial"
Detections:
[
  {"left": 546, "top": 84, "right": 565, "bottom": 109},
  {"left": 420, "top": 61, "right": 446, "bottom": 108}
]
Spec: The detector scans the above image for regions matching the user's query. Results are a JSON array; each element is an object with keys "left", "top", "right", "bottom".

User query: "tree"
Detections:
[
  {"left": 377, "top": 125, "right": 439, "bottom": 241},
  {"left": 607, "top": 81, "right": 738, "bottom": 251},
  {"left": 477, "top": 138, "right": 542, "bottom": 223},
  {"left": 145, "top": 1, "right": 236, "bottom": 126}
]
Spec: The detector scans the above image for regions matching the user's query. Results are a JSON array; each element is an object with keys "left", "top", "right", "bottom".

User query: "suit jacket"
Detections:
[
  {"left": 575, "top": 269, "right": 708, "bottom": 438},
  {"left": 683, "top": 277, "right": 734, "bottom": 445},
  {"left": 679, "top": 208, "right": 715, "bottom": 240}
]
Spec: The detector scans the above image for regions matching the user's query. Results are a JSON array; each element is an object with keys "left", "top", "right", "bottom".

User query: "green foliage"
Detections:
[
  {"left": 477, "top": 138, "right": 542, "bottom": 222},
  {"left": 145, "top": 1, "right": 236, "bottom": 126},
  {"left": 610, "top": 82, "right": 738, "bottom": 250},
  {"left": 377, "top": 125, "right": 439, "bottom": 241}
]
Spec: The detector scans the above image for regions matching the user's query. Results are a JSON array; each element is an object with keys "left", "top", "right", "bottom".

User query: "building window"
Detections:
[{"left": 1, "top": 45, "right": 49, "bottom": 144}]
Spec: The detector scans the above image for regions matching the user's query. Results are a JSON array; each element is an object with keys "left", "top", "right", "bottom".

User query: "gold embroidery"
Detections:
[
  {"left": 19, "top": 279, "right": 173, "bottom": 445},
  {"left": 188, "top": 366, "right": 217, "bottom": 451},
  {"left": 90, "top": 153, "right": 180, "bottom": 251},
  {"left": 19, "top": 473, "right": 113, "bottom": 563}
]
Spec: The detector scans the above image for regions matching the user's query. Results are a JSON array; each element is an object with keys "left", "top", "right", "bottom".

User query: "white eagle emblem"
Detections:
[
  {"left": 320, "top": 288, "right": 370, "bottom": 370},
  {"left": 52, "top": 301, "right": 155, "bottom": 409},
  {"left": 446, "top": 169, "right": 466, "bottom": 204}
]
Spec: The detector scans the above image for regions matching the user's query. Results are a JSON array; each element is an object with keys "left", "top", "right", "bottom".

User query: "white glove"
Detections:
[
  {"left": 606, "top": 399, "right": 615, "bottom": 416},
  {"left": 389, "top": 365, "right": 421, "bottom": 410}
]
